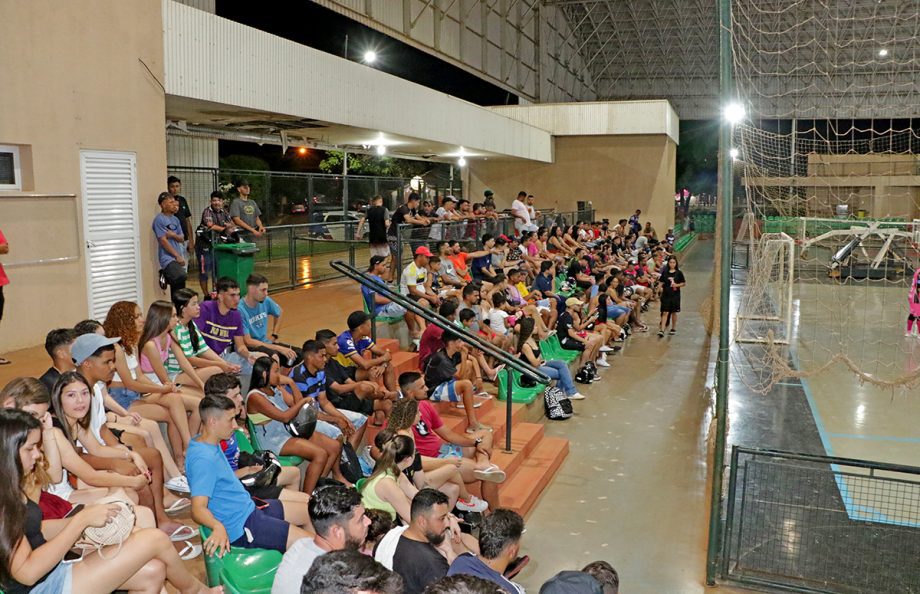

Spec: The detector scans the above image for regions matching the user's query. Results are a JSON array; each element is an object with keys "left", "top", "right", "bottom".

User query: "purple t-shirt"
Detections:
[{"left": 194, "top": 300, "right": 244, "bottom": 355}]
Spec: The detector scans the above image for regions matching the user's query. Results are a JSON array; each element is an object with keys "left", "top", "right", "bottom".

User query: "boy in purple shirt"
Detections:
[{"left": 194, "top": 277, "right": 259, "bottom": 377}]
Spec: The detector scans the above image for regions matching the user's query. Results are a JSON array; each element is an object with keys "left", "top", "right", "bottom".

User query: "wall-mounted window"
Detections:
[{"left": 0, "top": 145, "right": 22, "bottom": 190}]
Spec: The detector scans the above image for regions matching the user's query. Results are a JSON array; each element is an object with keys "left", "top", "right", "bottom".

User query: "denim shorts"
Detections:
[
  {"left": 377, "top": 302, "right": 406, "bottom": 318},
  {"left": 437, "top": 443, "right": 464, "bottom": 458},
  {"left": 314, "top": 409, "right": 369, "bottom": 439},
  {"left": 31, "top": 562, "right": 73, "bottom": 593},
  {"left": 108, "top": 387, "right": 141, "bottom": 410}
]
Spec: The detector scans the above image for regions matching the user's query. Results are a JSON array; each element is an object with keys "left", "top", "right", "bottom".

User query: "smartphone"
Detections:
[
  {"left": 64, "top": 504, "right": 85, "bottom": 518},
  {"left": 251, "top": 496, "right": 270, "bottom": 510},
  {"left": 62, "top": 548, "right": 86, "bottom": 564}
]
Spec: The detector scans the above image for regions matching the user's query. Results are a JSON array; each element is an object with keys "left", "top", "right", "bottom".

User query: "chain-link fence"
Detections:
[
  {"left": 166, "top": 166, "right": 463, "bottom": 229},
  {"left": 722, "top": 447, "right": 920, "bottom": 593}
]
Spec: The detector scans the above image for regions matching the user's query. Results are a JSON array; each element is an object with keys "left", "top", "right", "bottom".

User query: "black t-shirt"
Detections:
[
  {"left": 324, "top": 358, "right": 356, "bottom": 395},
  {"left": 174, "top": 194, "right": 193, "bottom": 227},
  {"left": 567, "top": 261, "right": 583, "bottom": 278},
  {"left": 388, "top": 204, "right": 416, "bottom": 237},
  {"left": 424, "top": 349, "right": 459, "bottom": 390},
  {"left": 366, "top": 206, "right": 388, "bottom": 244},
  {"left": 39, "top": 367, "right": 61, "bottom": 393},
  {"left": 392, "top": 535, "right": 449, "bottom": 594},
  {"left": 404, "top": 452, "right": 423, "bottom": 483},
  {"left": 556, "top": 311, "right": 575, "bottom": 339},
  {"left": 660, "top": 269, "right": 686, "bottom": 296}
]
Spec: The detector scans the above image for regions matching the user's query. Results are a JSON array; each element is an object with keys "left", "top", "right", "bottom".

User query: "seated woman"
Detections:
[
  {"left": 382, "top": 399, "right": 488, "bottom": 514},
  {"left": 76, "top": 319, "right": 186, "bottom": 486},
  {"left": 51, "top": 371, "right": 194, "bottom": 541},
  {"left": 245, "top": 356, "right": 344, "bottom": 493},
  {"left": 547, "top": 226, "right": 573, "bottom": 256},
  {"left": 104, "top": 301, "right": 191, "bottom": 480},
  {"left": 556, "top": 297, "right": 606, "bottom": 377},
  {"left": 516, "top": 317, "right": 585, "bottom": 401},
  {"left": 1, "top": 377, "right": 144, "bottom": 509},
  {"left": 0, "top": 409, "right": 219, "bottom": 594},
  {"left": 170, "top": 289, "right": 240, "bottom": 380},
  {"left": 138, "top": 300, "right": 205, "bottom": 437},
  {"left": 361, "top": 434, "right": 418, "bottom": 524}
]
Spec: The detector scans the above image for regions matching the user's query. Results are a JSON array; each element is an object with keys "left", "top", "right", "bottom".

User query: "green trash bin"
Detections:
[{"left": 213, "top": 242, "right": 259, "bottom": 287}]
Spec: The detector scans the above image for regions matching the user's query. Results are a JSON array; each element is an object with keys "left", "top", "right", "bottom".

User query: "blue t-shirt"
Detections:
[
  {"left": 238, "top": 296, "right": 282, "bottom": 342},
  {"left": 153, "top": 213, "right": 185, "bottom": 269},
  {"left": 532, "top": 273, "right": 553, "bottom": 294},
  {"left": 335, "top": 330, "right": 374, "bottom": 368},
  {"left": 185, "top": 438, "right": 255, "bottom": 542},
  {"left": 471, "top": 254, "right": 492, "bottom": 279},
  {"left": 361, "top": 274, "right": 385, "bottom": 315},
  {"left": 447, "top": 553, "right": 521, "bottom": 594}
]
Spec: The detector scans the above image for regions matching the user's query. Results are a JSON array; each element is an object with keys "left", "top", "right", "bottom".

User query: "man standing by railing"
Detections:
[
  {"left": 388, "top": 192, "right": 430, "bottom": 269},
  {"left": 229, "top": 178, "right": 266, "bottom": 242},
  {"left": 154, "top": 191, "right": 187, "bottom": 298},
  {"left": 358, "top": 195, "right": 392, "bottom": 280},
  {"left": 197, "top": 190, "right": 237, "bottom": 297}
]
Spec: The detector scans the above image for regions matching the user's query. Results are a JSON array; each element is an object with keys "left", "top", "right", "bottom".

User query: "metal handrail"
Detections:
[{"left": 329, "top": 260, "right": 552, "bottom": 452}]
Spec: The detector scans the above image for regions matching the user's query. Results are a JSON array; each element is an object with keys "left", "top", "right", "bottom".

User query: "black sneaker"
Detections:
[
  {"left": 669, "top": 329, "right": 677, "bottom": 335},
  {"left": 658, "top": 329, "right": 665, "bottom": 338},
  {"left": 158, "top": 271, "right": 167, "bottom": 290}
]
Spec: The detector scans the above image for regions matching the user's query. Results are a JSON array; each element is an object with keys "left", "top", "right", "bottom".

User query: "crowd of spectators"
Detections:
[{"left": 0, "top": 183, "right": 687, "bottom": 593}]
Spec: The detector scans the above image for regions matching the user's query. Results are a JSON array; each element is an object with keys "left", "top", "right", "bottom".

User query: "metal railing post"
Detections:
[
  {"left": 287, "top": 227, "right": 295, "bottom": 288},
  {"left": 706, "top": 0, "right": 734, "bottom": 584},
  {"left": 503, "top": 368, "right": 514, "bottom": 452}
]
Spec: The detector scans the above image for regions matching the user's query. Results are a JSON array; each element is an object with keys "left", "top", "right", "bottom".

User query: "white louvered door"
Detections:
[{"left": 80, "top": 151, "right": 142, "bottom": 320}]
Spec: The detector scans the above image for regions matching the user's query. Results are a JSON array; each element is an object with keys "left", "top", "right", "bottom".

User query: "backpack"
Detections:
[
  {"left": 339, "top": 442, "right": 365, "bottom": 484},
  {"left": 544, "top": 386, "right": 573, "bottom": 420},
  {"left": 574, "top": 365, "right": 593, "bottom": 384}
]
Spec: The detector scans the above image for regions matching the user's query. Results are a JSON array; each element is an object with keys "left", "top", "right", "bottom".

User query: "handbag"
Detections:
[{"left": 80, "top": 497, "right": 136, "bottom": 559}]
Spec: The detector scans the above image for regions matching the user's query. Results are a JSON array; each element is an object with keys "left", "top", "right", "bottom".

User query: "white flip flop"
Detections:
[
  {"left": 179, "top": 540, "right": 202, "bottom": 560},
  {"left": 164, "top": 497, "right": 190, "bottom": 515},
  {"left": 168, "top": 524, "right": 197, "bottom": 542}
]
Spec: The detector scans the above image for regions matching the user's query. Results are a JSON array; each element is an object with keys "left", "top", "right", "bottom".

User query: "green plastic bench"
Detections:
[
  {"left": 363, "top": 292, "right": 404, "bottom": 325},
  {"left": 199, "top": 525, "right": 281, "bottom": 594},
  {"left": 244, "top": 420, "right": 304, "bottom": 467},
  {"left": 496, "top": 369, "right": 546, "bottom": 405},
  {"left": 540, "top": 334, "right": 580, "bottom": 363}
]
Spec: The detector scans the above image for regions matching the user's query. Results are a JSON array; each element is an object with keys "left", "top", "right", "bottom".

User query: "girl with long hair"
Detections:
[
  {"left": 51, "top": 372, "right": 194, "bottom": 542},
  {"left": 547, "top": 226, "right": 572, "bottom": 255},
  {"left": 384, "top": 399, "right": 488, "bottom": 514},
  {"left": 138, "top": 300, "right": 204, "bottom": 436},
  {"left": 517, "top": 317, "right": 585, "bottom": 401},
  {"left": 658, "top": 256, "right": 686, "bottom": 337},
  {"left": 361, "top": 434, "right": 417, "bottom": 524},
  {"left": 104, "top": 301, "right": 192, "bottom": 474},
  {"left": 171, "top": 289, "right": 239, "bottom": 376},
  {"left": 245, "top": 356, "right": 342, "bottom": 494},
  {"left": 0, "top": 409, "right": 219, "bottom": 594},
  {"left": 1, "top": 378, "right": 140, "bottom": 511}
]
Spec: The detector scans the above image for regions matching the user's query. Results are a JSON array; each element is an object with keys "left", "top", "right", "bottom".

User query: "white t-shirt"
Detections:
[
  {"left": 487, "top": 310, "right": 510, "bottom": 335},
  {"left": 510, "top": 199, "right": 531, "bottom": 230},
  {"left": 272, "top": 537, "right": 327, "bottom": 594},
  {"left": 86, "top": 382, "right": 108, "bottom": 448},
  {"left": 400, "top": 262, "right": 427, "bottom": 296}
]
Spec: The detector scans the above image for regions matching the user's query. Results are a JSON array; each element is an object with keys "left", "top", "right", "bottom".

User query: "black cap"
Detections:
[{"left": 539, "top": 571, "right": 604, "bottom": 594}]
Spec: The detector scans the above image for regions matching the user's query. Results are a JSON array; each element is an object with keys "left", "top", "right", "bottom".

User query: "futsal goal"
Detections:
[{"left": 734, "top": 233, "right": 794, "bottom": 345}]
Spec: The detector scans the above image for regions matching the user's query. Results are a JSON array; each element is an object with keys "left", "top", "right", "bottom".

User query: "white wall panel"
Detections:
[
  {"left": 163, "top": 1, "right": 553, "bottom": 162},
  {"left": 166, "top": 132, "right": 218, "bottom": 168},
  {"left": 490, "top": 101, "right": 680, "bottom": 144}
]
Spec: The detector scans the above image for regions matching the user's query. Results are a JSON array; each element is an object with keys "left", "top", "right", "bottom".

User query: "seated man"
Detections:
[
  {"left": 188, "top": 394, "right": 311, "bottom": 554},
  {"left": 272, "top": 485, "right": 371, "bottom": 594},
  {"left": 335, "top": 311, "right": 397, "bottom": 393},
  {"left": 39, "top": 327, "right": 77, "bottom": 391},
  {"left": 401, "top": 372, "right": 504, "bottom": 511},
  {"left": 381, "top": 489, "right": 456, "bottom": 594},
  {"left": 363, "top": 256, "right": 422, "bottom": 344},
  {"left": 194, "top": 276, "right": 261, "bottom": 379},
  {"left": 289, "top": 339, "right": 369, "bottom": 451},
  {"left": 424, "top": 331, "right": 490, "bottom": 433},
  {"left": 316, "top": 328, "right": 394, "bottom": 425},
  {"left": 239, "top": 273, "right": 301, "bottom": 368},
  {"left": 447, "top": 509, "right": 526, "bottom": 594}
]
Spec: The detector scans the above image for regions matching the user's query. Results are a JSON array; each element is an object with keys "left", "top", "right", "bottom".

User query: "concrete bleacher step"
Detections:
[
  {"left": 489, "top": 422, "right": 544, "bottom": 478},
  {"left": 391, "top": 351, "right": 419, "bottom": 377},
  {"left": 376, "top": 338, "right": 400, "bottom": 352},
  {"left": 499, "top": 436, "right": 570, "bottom": 518}
]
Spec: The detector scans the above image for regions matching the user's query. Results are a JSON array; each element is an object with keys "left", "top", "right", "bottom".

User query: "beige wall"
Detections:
[
  {"left": 0, "top": 0, "right": 166, "bottom": 352},
  {"left": 468, "top": 134, "right": 676, "bottom": 232}
]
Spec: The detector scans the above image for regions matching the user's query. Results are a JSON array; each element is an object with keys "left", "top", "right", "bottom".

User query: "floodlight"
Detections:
[
  {"left": 376, "top": 144, "right": 386, "bottom": 156},
  {"left": 363, "top": 50, "right": 377, "bottom": 64},
  {"left": 458, "top": 156, "right": 467, "bottom": 167},
  {"left": 724, "top": 102, "right": 746, "bottom": 124},
  {"left": 878, "top": 48, "right": 889, "bottom": 57},
  {"left": 729, "top": 148, "right": 740, "bottom": 160},
  {"left": 297, "top": 147, "right": 307, "bottom": 156}
]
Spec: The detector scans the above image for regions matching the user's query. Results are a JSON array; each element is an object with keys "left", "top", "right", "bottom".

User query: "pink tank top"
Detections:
[{"left": 139, "top": 335, "right": 171, "bottom": 373}]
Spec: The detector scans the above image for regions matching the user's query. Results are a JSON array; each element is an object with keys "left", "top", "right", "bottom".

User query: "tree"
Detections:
[{"left": 318, "top": 150, "right": 434, "bottom": 179}]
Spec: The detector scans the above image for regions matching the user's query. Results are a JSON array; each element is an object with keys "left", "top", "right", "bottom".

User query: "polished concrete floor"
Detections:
[{"left": 517, "top": 241, "right": 720, "bottom": 593}]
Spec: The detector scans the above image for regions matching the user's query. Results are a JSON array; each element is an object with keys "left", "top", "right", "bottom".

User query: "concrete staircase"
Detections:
[{"left": 373, "top": 338, "right": 569, "bottom": 518}]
